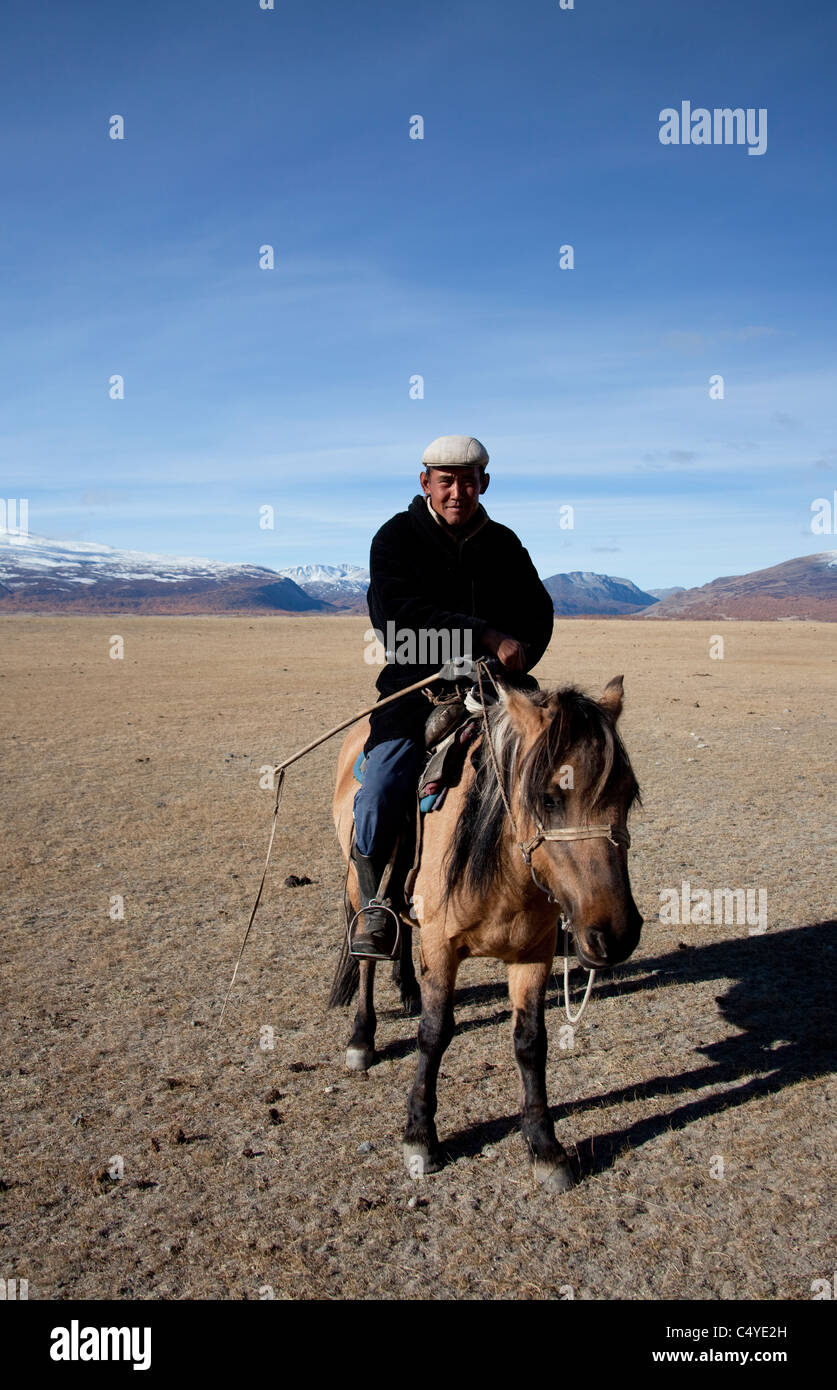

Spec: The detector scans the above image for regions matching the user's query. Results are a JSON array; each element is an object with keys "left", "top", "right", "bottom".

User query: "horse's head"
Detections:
[{"left": 503, "top": 677, "right": 643, "bottom": 969}]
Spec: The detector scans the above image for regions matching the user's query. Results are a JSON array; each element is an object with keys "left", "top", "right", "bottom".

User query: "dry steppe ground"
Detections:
[{"left": 1, "top": 616, "right": 835, "bottom": 1300}]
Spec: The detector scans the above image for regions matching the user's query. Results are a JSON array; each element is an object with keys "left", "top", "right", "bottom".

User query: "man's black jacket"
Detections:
[{"left": 364, "top": 494, "right": 554, "bottom": 747}]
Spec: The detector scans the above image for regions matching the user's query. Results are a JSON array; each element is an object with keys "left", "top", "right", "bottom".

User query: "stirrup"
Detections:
[{"left": 347, "top": 901, "right": 402, "bottom": 961}]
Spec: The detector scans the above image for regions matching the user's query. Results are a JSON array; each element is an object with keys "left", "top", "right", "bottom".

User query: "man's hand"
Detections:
[{"left": 482, "top": 627, "right": 526, "bottom": 671}]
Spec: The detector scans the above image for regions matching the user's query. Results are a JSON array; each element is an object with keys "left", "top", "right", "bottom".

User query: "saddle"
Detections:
[{"left": 417, "top": 707, "right": 478, "bottom": 810}]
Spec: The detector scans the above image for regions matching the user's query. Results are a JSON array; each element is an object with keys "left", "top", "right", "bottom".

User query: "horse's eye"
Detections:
[{"left": 543, "top": 793, "right": 562, "bottom": 812}]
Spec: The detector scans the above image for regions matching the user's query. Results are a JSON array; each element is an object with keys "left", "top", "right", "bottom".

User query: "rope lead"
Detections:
[{"left": 218, "top": 663, "right": 470, "bottom": 1022}]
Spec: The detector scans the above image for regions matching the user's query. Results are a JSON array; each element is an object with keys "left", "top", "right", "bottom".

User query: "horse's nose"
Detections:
[
  {"left": 611, "top": 904, "right": 643, "bottom": 962},
  {"left": 588, "top": 929, "right": 609, "bottom": 962},
  {"left": 585, "top": 908, "right": 642, "bottom": 966}
]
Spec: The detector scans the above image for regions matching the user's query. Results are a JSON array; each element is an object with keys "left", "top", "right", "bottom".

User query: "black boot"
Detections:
[{"left": 350, "top": 849, "right": 400, "bottom": 959}]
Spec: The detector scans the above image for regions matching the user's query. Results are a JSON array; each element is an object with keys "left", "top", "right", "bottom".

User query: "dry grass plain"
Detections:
[{"left": 1, "top": 615, "right": 835, "bottom": 1301}]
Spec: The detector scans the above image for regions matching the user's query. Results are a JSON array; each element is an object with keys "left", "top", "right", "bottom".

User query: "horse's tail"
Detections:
[{"left": 328, "top": 932, "right": 360, "bottom": 1006}]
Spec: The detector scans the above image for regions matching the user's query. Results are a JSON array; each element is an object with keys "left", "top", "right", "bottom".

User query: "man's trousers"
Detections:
[{"left": 352, "top": 736, "right": 426, "bottom": 860}]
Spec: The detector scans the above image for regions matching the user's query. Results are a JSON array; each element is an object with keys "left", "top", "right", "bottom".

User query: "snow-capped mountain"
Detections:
[
  {"left": 278, "top": 563, "right": 369, "bottom": 589},
  {"left": 277, "top": 563, "right": 369, "bottom": 609},
  {"left": 0, "top": 533, "right": 327, "bottom": 614},
  {"left": 0, "top": 532, "right": 279, "bottom": 584}
]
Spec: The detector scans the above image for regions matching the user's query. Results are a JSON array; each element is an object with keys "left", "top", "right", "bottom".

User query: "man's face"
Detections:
[{"left": 420, "top": 465, "right": 488, "bottom": 527}]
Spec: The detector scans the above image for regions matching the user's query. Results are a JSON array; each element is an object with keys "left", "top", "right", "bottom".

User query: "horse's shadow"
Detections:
[{"left": 398, "top": 920, "right": 837, "bottom": 1177}]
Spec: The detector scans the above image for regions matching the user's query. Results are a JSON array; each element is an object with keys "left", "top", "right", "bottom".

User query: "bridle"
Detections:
[
  {"left": 519, "top": 820, "right": 631, "bottom": 926},
  {"left": 520, "top": 818, "right": 631, "bottom": 864}
]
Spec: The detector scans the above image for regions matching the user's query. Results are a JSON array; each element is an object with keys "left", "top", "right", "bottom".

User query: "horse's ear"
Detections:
[
  {"left": 600, "top": 675, "right": 624, "bottom": 720},
  {"left": 500, "top": 687, "right": 548, "bottom": 744}
]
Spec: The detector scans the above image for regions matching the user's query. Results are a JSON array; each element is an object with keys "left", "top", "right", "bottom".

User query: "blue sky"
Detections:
[{"left": 1, "top": 0, "right": 835, "bottom": 589}]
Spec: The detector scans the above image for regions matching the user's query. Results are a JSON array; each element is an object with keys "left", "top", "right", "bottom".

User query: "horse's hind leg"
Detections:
[
  {"left": 391, "top": 921, "right": 421, "bottom": 1016},
  {"left": 346, "top": 959, "right": 377, "bottom": 1071},
  {"left": 402, "top": 939, "right": 458, "bottom": 1176},
  {"left": 508, "top": 958, "right": 574, "bottom": 1193}
]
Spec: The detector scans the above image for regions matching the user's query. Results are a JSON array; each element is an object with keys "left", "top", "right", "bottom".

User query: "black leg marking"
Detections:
[
  {"left": 513, "top": 1003, "right": 573, "bottom": 1191},
  {"left": 345, "top": 959, "right": 377, "bottom": 1071},
  {"left": 403, "top": 992, "right": 455, "bottom": 1166}
]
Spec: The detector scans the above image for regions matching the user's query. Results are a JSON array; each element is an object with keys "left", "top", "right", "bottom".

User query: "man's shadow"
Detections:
[{"left": 439, "top": 920, "right": 837, "bottom": 1178}]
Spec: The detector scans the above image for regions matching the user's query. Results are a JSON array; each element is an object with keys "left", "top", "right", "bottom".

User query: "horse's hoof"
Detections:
[
  {"left": 403, "top": 1142, "right": 441, "bottom": 1178},
  {"left": 533, "top": 1158, "right": 575, "bottom": 1194},
  {"left": 345, "top": 1045, "right": 374, "bottom": 1072}
]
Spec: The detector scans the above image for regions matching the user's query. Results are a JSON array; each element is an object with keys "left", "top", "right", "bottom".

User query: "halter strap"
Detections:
[{"left": 520, "top": 819, "right": 631, "bottom": 863}]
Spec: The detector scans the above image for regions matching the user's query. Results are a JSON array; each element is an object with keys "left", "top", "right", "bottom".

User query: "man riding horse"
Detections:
[{"left": 350, "top": 433, "right": 555, "bottom": 958}]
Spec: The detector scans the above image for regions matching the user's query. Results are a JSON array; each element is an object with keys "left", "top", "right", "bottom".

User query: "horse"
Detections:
[{"left": 328, "top": 674, "right": 642, "bottom": 1192}]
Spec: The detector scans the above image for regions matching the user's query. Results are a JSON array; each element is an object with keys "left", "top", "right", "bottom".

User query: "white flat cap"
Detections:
[{"left": 421, "top": 434, "right": 489, "bottom": 468}]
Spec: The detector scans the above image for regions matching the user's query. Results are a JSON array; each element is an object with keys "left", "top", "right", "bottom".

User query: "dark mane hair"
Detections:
[{"left": 443, "top": 686, "right": 640, "bottom": 906}]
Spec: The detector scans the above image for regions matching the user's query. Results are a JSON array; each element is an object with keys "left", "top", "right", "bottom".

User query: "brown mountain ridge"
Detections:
[{"left": 639, "top": 552, "right": 837, "bottom": 622}]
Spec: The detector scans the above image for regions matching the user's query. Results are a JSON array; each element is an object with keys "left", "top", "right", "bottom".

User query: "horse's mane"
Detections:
[{"left": 443, "top": 685, "right": 640, "bottom": 906}]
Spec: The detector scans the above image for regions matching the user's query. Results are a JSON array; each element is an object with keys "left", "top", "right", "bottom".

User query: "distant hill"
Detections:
[
  {"left": 647, "top": 585, "right": 687, "bottom": 601},
  {"left": 542, "top": 571, "right": 659, "bottom": 616},
  {"left": 4, "top": 533, "right": 833, "bottom": 623},
  {"left": 639, "top": 552, "right": 837, "bottom": 621},
  {"left": 0, "top": 534, "right": 328, "bottom": 615}
]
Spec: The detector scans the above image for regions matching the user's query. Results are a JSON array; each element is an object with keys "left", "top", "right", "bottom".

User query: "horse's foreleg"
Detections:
[
  {"left": 508, "top": 958, "right": 574, "bottom": 1193},
  {"left": 345, "top": 959, "right": 377, "bottom": 1071},
  {"left": 391, "top": 920, "right": 421, "bottom": 1015},
  {"left": 402, "top": 939, "right": 458, "bottom": 1176}
]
